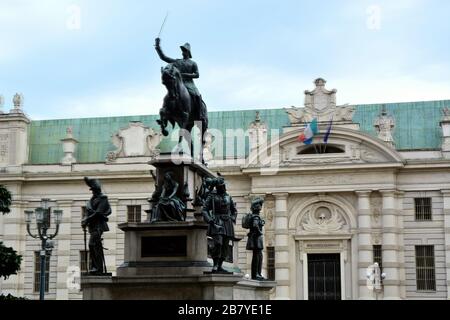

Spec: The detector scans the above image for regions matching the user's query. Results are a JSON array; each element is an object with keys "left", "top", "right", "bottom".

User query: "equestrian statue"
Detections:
[{"left": 154, "top": 37, "right": 208, "bottom": 162}]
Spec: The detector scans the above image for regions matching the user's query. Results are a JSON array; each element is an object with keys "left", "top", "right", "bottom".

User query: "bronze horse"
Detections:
[{"left": 157, "top": 64, "right": 208, "bottom": 162}]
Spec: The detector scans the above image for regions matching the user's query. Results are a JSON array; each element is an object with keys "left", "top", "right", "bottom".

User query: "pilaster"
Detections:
[
  {"left": 380, "top": 190, "right": 401, "bottom": 299},
  {"left": 355, "top": 190, "right": 373, "bottom": 299},
  {"left": 273, "top": 193, "right": 290, "bottom": 299}
]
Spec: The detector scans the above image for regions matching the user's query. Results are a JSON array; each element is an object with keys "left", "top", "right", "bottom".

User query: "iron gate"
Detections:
[{"left": 307, "top": 253, "right": 341, "bottom": 300}]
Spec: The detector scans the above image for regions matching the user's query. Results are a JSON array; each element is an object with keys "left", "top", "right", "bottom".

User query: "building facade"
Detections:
[{"left": 1, "top": 80, "right": 450, "bottom": 300}]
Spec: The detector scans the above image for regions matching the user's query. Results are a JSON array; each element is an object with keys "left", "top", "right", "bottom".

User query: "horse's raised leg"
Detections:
[
  {"left": 157, "top": 107, "right": 169, "bottom": 136},
  {"left": 174, "top": 111, "right": 190, "bottom": 154},
  {"left": 185, "top": 123, "right": 194, "bottom": 159}
]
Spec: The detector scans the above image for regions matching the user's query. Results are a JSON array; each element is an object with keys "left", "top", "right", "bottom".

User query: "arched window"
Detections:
[{"left": 298, "top": 144, "right": 345, "bottom": 155}]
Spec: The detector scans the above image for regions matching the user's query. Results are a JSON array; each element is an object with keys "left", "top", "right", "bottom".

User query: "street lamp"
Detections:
[{"left": 25, "top": 198, "right": 63, "bottom": 300}]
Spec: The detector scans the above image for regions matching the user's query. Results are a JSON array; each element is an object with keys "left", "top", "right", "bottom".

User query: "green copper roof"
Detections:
[
  {"left": 28, "top": 100, "right": 450, "bottom": 164},
  {"left": 353, "top": 100, "right": 449, "bottom": 150},
  {"left": 29, "top": 115, "right": 161, "bottom": 165}
]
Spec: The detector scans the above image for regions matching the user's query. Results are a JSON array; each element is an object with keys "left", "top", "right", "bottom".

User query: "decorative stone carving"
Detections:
[
  {"left": 281, "top": 140, "right": 389, "bottom": 165},
  {"left": 305, "top": 78, "right": 336, "bottom": 112},
  {"left": 13, "top": 93, "right": 22, "bottom": 108},
  {"left": 372, "top": 233, "right": 382, "bottom": 245},
  {"left": 300, "top": 202, "right": 347, "bottom": 234},
  {"left": 265, "top": 233, "right": 275, "bottom": 248},
  {"left": 374, "top": 105, "right": 395, "bottom": 148},
  {"left": 285, "top": 78, "right": 356, "bottom": 124},
  {"left": 442, "top": 107, "right": 450, "bottom": 121},
  {"left": 107, "top": 121, "right": 161, "bottom": 161},
  {"left": 60, "top": 127, "right": 79, "bottom": 165},
  {"left": 440, "top": 107, "right": 450, "bottom": 156},
  {"left": 350, "top": 145, "right": 361, "bottom": 161},
  {"left": 370, "top": 196, "right": 382, "bottom": 224},
  {"left": 335, "top": 104, "right": 356, "bottom": 121},
  {"left": 283, "top": 157, "right": 350, "bottom": 165},
  {"left": 11, "top": 93, "right": 24, "bottom": 113},
  {"left": 262, "top": 197, "right": 275, "bottom": 226},
  {"left": 248, "top": 111, "right": 268, "bottom": 152},
  {"left": 360, "top": 147, "right": 386, "bottom": 163},
  {"left": 0, "top": 134, "right": 9, "bottom": 164}
]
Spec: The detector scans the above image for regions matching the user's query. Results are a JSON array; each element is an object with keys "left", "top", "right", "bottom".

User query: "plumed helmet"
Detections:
[
  {"left": 251, "top": 197, "right": 264, "bottom": 210},
  {"left": 84, "top": 177, "right": 102, "bottom": 191},
  {"left": 180, "top": 43, "right": 192, "bottom": 58},
  {"left": 215, "top": 176, "right": 225, "bottom": 186}
]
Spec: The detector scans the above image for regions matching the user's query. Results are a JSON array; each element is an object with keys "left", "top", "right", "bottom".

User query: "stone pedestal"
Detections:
[
  {"left": 117, "top": 221, "right": 211, "bottom": 276},
  {"left": 81, "top": 274, "right": 276, "bottom": 300},
  {"left": 81, "top": 153, "right": 276, "bottom": 299}
]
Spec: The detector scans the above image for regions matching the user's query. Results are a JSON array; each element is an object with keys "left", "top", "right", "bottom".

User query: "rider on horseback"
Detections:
[{"left": 154, "top": 38, "right": 205, "bottom": 129}]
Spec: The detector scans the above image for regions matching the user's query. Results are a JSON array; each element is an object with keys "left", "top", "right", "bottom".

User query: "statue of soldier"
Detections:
[
  {"left": 245, "top": 198, "right": 266, "bottom": 280},
  {"left": 202, "top": 177, "right": 237, "bottom": 273},
  {"left": 193, "top": 176, "right": 215, "bottom": 207},
  {"left": 154, "top": 38, "right": 207, "bottom": 128},
  {"left": 82, "top": 177, "right": 111, "bottom": 274}
]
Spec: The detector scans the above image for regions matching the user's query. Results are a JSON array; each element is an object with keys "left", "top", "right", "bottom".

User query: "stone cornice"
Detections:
[
  {"left": 0, "top": 112, "right": 31, "bottom": 124},
  {"left": 243, "top": 163, "right": 404, "bottom": 175},
  {"left": 56, "top": 200, "right": 75, "bottom": 206},
  {"left": 379, "top": 189, "right": 397, "bottom": 197}
]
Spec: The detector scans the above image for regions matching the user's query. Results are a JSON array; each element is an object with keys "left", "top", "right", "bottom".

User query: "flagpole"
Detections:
[
  {"left": 312, "top": 138, "right": 319, "bottom": 154},
  {"left": 323, "top": 117, "right": 333, "bottom": 154}
]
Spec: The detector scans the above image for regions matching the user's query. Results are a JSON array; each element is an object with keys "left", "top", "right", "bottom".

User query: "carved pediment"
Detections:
[{"left": 106, "top": 121, "right": 161, "bottom": 161}]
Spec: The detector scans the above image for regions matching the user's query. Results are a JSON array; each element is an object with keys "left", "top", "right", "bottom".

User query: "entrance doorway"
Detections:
[{"left": 307, "top": 253, "right": 341, "bottom": 300}]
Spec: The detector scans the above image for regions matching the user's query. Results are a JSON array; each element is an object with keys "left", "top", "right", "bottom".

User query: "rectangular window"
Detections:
[
  {"left": 127, "top": 205, "right": 141, "bottom": 223},
  {"left": 267, "top": 246, "right": 275, "bottom": 281},
  {"left": 80, "top": 250, "right": 89, "bottom": 273},
  {"left": 373, "top": 245, "right": 382, "bottom": 271},
  {"left": 414, "top": 198, "right": 432, "bottom": 221},
  {"left": 415, "top": 245, "right": 436, "bottom": 291},
  {"left": 34, "top": 251, "right": 50, "bottom": 293}
]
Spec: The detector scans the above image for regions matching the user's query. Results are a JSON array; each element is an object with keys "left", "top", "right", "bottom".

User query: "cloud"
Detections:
[
  {"left": 201, "top": 65, "right": 311, "bottom": 109},
  {"left": 335, "top": 74, "right": 450, "bottom": 105},
  {"left": 201, "top": 64, "right": 450, "bottom": 110},
  {"left": 32, "top": 63, "right": 450, "bottom": 120},
  {"left": 0, "top": 1, "right": 70, "bottom": 62},
  {"left": 34, "top": 83, "right": 165, "bottom": 120}
]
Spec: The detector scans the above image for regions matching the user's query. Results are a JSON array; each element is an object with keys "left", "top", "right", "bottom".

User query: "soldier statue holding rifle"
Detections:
[{"left": 82, "top": 177, "right": 111, "bottom": 275}]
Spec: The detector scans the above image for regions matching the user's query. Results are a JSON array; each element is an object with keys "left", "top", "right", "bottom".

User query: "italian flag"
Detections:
[{"left": 298, "top": 118, "right": 318, "bottom": 145}]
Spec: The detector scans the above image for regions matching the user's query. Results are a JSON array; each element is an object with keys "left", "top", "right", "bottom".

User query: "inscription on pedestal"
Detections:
[{"left": 141, "top": 236, "right": 187, "bottom": 257}]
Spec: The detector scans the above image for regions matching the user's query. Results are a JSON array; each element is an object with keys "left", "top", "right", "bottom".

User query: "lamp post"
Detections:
[{"left": 25, "top": 198, "right": 63, "bottom": 300}]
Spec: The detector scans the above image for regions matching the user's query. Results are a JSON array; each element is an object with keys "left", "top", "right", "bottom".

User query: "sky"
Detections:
[{"left": 0, "top": 0, "right": 449, "bottom": 120}]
